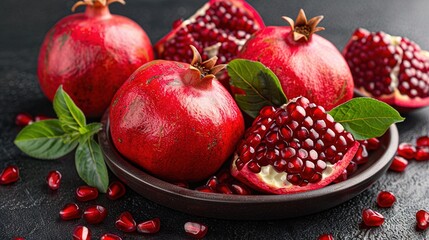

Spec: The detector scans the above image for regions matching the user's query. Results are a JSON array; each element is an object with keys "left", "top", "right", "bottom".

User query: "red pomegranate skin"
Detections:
[
  {"left": 38, "top": 5, "right": 154, "bottom": 117},
  {"left": 109, "top": 60, "right": 245, "bottom": 182},
  {"left": 238, "top": 26, "right": 354, "bottom": 110}
]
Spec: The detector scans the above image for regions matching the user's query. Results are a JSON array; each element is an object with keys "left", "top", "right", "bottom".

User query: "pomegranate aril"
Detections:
[
  {"left": 397, "top": 143, "right": 416, "bottom": 159},
  {"left": 415, "top": 147, "right": 429, "bottom": 161},
  {"left": 107, "top": 181, "right": 126, "bottom": 200},
  {"left": 100, "top": 233, "right": 122, "bottom": 240},
  {"left": 318, "top": 234, "right": 334, "bottom": 240},
  {"left": 416, "top": 210, "right": 429, "bottom": 230},
  {"left": 15, "top": 113, "right": 33, "bottom": 127},
  {"left": 195, "top": 185, "right": 215, "bottom": 193},
  {"left": 137, "top": 218, "right": 161, "bottom": 234},
  {"left": 46, "top": 170, "right": 62, "bottom": 190},
  {"left": 76, "top": 186, "right": 99, "bottom": 202},
  {"left": 216, "top": 183, "right": 233, "bottom": 194},
  {"left": 389, "top": 156, "right": 408, "bottom": 172},
  {"left": 416, "top": 136, "right": 429, "bottom": 147},
  {"left": 376, "top": 191, "right": 396, "bottom": 208},
  {"left": 366, "top": 137, "right": 381, "bottom": 150},
  {"left": 0, "top": 165, "right": 20, "bottom": 185},
  {"left": 353, "top": 145, "right": 369, "bottom": 165},
  {"left": 60, "top": 203, "right": 81, "bottom": 220},
  {"left": 230, "top": 183, "right": 251, "bottom": 195},
  {"left": 184, "top": 222, "right": 208, "bottom": 239},
  {"left": 73, "top": 226, "right": 91, "bottom": 240},
  {"left": 12, "top": 238, "right": 25, "bottom": 240},
  {"left": 115, "top": 211, "right": 136, "bottom": 232},
  {"left": 362, "top": 209, "right": 385, "bottom": 227},
  {"left": 83, "top": 205, "right": 107, "bottom": 224},
  {"left": 205, "top": 176, "right": 218, "bottom": 189}
]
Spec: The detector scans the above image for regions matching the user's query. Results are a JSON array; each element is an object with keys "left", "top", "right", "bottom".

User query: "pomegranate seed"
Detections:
[
  {"left": 397, "top": 143, "right": 416, "bottom": 159},
  {"left": 205, "top": 176, "right": 218, "bottom": 189},
  {"left": 100, "top": 233, "right": 122, "bottom": 240},
  {"left": 416, "top": 136, "right": 429, "bottom": 147},
  {"left": 115, "top": 211, "right": 136, "bottom": 232},
  {"left": 416, "top": 210, "right": 429, "bottom": 230},
  {"left": 317, "top": 234, "right": 334, "bottom": 240},
  {"left": 46, "top": 170, "right": 62, "bottom": 190},
  {"left": 389, "top": 156, "right": 408, "bottom": 172},
  {"left": 137, "top": 218, "right": 161, "bottom": 234},
  {"left": 195, "top": 185, "right": 215, "bottom": 193},
  {"left": 60, "top": 203, "right": 81, "bottom": 220},
  {"left": 12, "top": 238, "right": 25, "bottom": 240},
  {"left": 107, "top": 181, "right": 126, "bottom": 200},
  {"left": 15, "top": 113, "right": 33, "bottom": 127},
  {"left": 0, "top": 165, "right": 20, "bottom": 185},
  {"left": 366, "top": 137, "right": 381, "bottom": 150},
  {"left": 83, "top": 205, "right": 107, "bottom": 224},
  {"left": 184, "top": 222, "right": 208, "bottom": 239},
  {"left": 72, "top": 226, "right": 91, "bottom": 240},
  {"left": 34, "top": 115, "right": 52, "bottom": 122},
  {"left": 376, "top": 191, "right": 396, "bottom": 208},
  {"left": 415, "top": 147, "right": 429, "bottom": 161},
  {"left": 76, "top": 186, "right": 99, "bottom": 202},
  {"left": 230, "top": 183, "right": 251, "bottom": 195},
  {"left": 362, "top": 209, "right": 385, "bottom": 227}
]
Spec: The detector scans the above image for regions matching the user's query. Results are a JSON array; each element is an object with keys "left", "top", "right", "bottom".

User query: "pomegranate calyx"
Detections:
[
  {"left": 282, "top": 9, "right": 325, "bottom": 42},
  {"left": 72, "top": 0, "right": 125, "bottom": 12},
  {"left": 185, "top": 46, "right": 226, "bottom": 86}
]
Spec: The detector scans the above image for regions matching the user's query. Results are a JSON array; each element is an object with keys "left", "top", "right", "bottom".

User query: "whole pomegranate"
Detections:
[
  {"left": 343, "top": 28, "right": 429, "bottom": 111},
  {"left": 109, "top": 46, "right": 245, "bottom": 182},
  {"left": 38, "top": 0, "right": 154, "bottom": 117},
  {"left": 231, "top": 97, "right": 359, "bottom": 194},
  {"left": 237, "top": 9, "right": 354, "bottom": 110},
  {"left": 155, "top": 0, "right": 265, "bottom": 89}
]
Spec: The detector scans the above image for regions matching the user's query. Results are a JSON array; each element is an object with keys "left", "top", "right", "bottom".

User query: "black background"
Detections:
[{"left": 1, "top": 0, "right": 429, "bottom": 239}]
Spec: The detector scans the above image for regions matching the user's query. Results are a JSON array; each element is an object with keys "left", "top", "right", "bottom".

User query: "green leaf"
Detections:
[
  {"left": 75, "top": 139, "right": 109, "bottom": 193},
  {"left": 14, "top": 119, "right": 78, "bottom": 159},
  {"left": 329, "top": 97, "right": 405, "bottom": 140},
  {"left": 227, "top": 59, "right": 288, "bottom": 118},
  {"left": 53, "top": 86, "right": 86, "bottom": 133},
  {"left": 79, "top": 122, "right": 103, "bottom": 144}
]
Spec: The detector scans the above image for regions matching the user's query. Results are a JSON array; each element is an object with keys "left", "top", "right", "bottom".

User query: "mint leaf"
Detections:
[
  {"left": 14, "top": 119, "right": 78, "bottom": 159},
  {"left": 329, "top": 97, "right": 405, "bottom": 140},
  {"left": 75, "top": 139, "right": 109, "bottom": 193},
  {"left": 53, "top": 86, "right": 86, "bottom": 133},
  {"left": 228, "top": 59, "right": 288, "bottom": 118},
  {"left": 79, "top": 123, "right": 103, "bottom": 144}
]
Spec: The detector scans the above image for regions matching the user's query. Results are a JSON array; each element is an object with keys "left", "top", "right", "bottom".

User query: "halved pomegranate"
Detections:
[
  {"left": 231, "top": 97, "right": 360, "bottom": 194},
  {"left": 154, "top": 0, "right": 265, "bottom": 89},
  {"left": 344, "top": 28, "right": 429, "bottom": 111}
]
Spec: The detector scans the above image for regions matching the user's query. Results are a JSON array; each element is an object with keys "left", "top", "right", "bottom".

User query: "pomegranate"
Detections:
[
  {"left": 73, "top": 226, "right": 91, "bottom": 240},
  {"left": 37, "top": 0, "right": 154, "bottom": 117},
  {"left": 83, "top": 205, "right": 107, "bottom": 224},
  {"left": 76, "top": 186, "right": 99, "bottom": 202},
  {"left": 237, "top": 9, "right": 354, "bottom": 110},
  {"left": 231, "top": 97, "right": 360, "bottom": 194},
  {"left": 137, "top": 218, "right": 161, "bottom": 234},
  {"left": 60, "top": 203, "right": 82, "bottom": 220},
  {"left": 416, "top": 210, "right": 429, "bottom": 231},
  {"left": 0, "top": 165, "right": 20, "bottom": 185},
  {"left": 15, "top": 113, "right": 33, "bottom": 127},
  {"left": 115, "top": 211, "right": 136, "bottom": 232},
  {"left": 46, "top": 170, "right": 62, "bottom": 190},
  {"left": 376, "top": 191, "right": 396, "bottom": 208},
  {"left": 184, "top": 222, "right": 208, "bottom": 239},
  {"left": 154, "top": 0, "right": 264, "bottom": 89},
  {"left": 362, "top": 209, "right": 385, "bottom": 227},
  {"left": 343, "top": 28, "right": 429, "bottom": 111},
  {"left": 109, "top": 46, "right": 245, "bottom": 182},
  {"left": 107, "top": 181, "right": 126, "bottom": 200},
  {"left": 389, "top": 156, "right": 408, "bottom": 172}
]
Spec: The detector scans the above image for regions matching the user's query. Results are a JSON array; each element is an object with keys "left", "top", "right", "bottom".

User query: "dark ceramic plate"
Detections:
[{"left": 98, "top": 110, "right": 399, "bottom": 220}]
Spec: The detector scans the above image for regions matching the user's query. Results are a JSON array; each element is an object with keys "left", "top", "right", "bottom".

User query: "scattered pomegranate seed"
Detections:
[
  {"left": 0, "top": 165, "right": 20, "bottom": 185},
  {"left": 317, "top": 233, "right": 334, "bottom": 240},
  {"left": 72, "top": 226, "right": 91, "bottom": 240},
  {"left": 416, "top": 210, "right": 429, "bottom": 231},
  {"left": 100, "top": 233, "right": 122, "bottom": 240},
  {"left": 137, "top": 218, "right": 161, "bottom": 234},
  {"left": 415, "top": 147, "right": 429, "bottom": 161},
  {"left": 184, "top": 222, "right": 208, "bottom": 239},
  {"left": 362, "top": 209, "right": 385, "bottom": 227},
  {"left": 107, "top": 181, "right": 126, "bottom": 200},
  {"left": 397, "top": 143, "right": 416, "bottom": 160},
  {"left": 389, "top": 156, "right": 408, "bottom": 172},
  {"left": 416, "top": 136, "right": 429, "bottom": 147},
  {"left": 15, "top": 113, "right": 33, "bottom": 127},
  {"left": 46, "top": 170, "right": 62, "bottom": 190},
  {"left": 115, "top": 211, "right": 136, "bottom": 232},
  {"left": 376, "top": 191, "right": 396, "bottom": 208},
  {"left": 12, "top": 237, "right": 25, "bottom": 240},
  {"left": 76, "top": 186, "right": 99, "bottom": 202},
  {"left": 365, "top": 138, "right": 381, "bottom": 150},
  {"left": 83, "top": 205, "right": 107, "bottom": 224},
  {"left": 34, "top": 115, "right": 52, "bottom": 122},
  {"left": 60, "top": 203, "right": 81, "bottom": 220}
]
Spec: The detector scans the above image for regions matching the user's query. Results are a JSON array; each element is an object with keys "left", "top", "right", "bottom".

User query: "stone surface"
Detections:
[{"left": 0, "top": 0, "right": 429, "bottom": 239}]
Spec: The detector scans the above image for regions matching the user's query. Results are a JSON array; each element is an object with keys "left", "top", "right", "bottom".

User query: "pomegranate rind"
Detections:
[{"left": 231, "top": 141, "right": 360, "bottom": 194}]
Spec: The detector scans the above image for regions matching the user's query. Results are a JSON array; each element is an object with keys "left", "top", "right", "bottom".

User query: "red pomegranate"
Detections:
[
  {"left": 155, "top": 0, "right": 265, "bottom": 89},
  {"left": 343, "top": 28, "right": 429, "bottom": 111},
  {"left": 38, "top": 0, "right": 154, "bottom": 117},
  {"left": 237, "top": 9, "right": 354, "bottom": 110},
  {"left": 231, "top": 97, "right": 359, "bottom": 194},
  {"left": 109, "top": 46, "right": 245, "bottom": 182}
]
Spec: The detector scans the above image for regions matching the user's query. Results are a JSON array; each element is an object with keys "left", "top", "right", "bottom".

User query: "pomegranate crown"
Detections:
[
  {"left": 72, "top": 0, "right": 125, "bottom": 12},
  {"left": 282, "top": 9, "right": 325, "bottom": 42},
  {"left": 189, "top": 45, "right": 226, "bottom": 81}
]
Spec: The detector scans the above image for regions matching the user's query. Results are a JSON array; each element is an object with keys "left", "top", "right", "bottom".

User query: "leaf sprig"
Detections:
[{"left": 14, "top": 86, "right": 108, "bottom": 192}]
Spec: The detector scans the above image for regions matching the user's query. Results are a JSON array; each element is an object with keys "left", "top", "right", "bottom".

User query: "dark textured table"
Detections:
[{"left": 1, "top": 0, "right": 429, "bottom": 239}]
